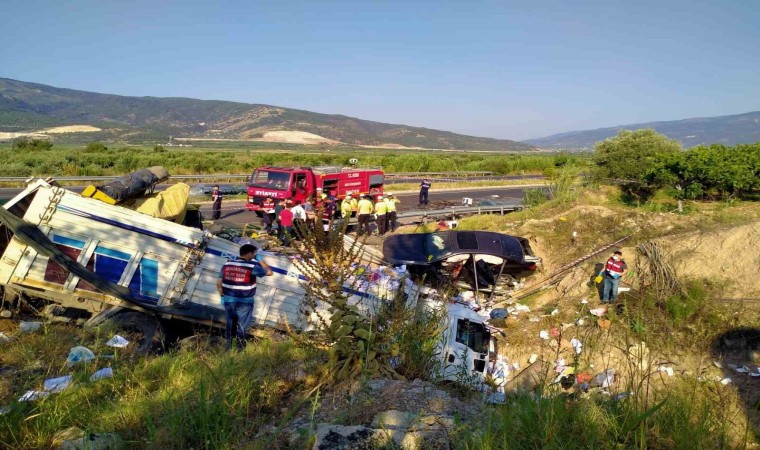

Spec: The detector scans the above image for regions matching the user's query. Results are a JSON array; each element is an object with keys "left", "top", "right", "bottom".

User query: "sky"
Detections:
[{"left": 1, "top": 0, "right": 759, "bottom": 140}]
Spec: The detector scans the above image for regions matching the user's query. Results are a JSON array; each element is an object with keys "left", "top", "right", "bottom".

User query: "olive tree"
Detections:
[{"left": 594, "top": 129, "right": 682, "bottom": 183}]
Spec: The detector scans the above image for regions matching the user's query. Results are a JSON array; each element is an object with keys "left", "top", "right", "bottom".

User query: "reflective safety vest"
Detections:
[
  {"left": 341, "top": 200, "right": 354, "bottom": 217},
  {"left": 385, "top": 198, "right": 399, "bottom": 212},
  {"left": 374, "top": 201, "right": 387, "bottom": 215},
  {"left": 357, "top": 199, "right": 373, "bottom": 215},
  {"left": 220, "top": 257, "right": 266, "bottom": 299},
  {"left": 604, "top": 258, "right": 627, "bottom": 277}
]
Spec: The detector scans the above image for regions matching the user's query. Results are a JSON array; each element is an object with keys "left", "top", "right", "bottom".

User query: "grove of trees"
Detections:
[{"left": 594, "top": 129, "right": 760, "bottom": 204}]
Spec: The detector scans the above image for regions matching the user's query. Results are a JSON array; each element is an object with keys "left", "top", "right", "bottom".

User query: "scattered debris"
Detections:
[
  {"left": 597, "top": 319, "right": 611, "bottom": 330},
  {"left": 657, "top": 366, "right": 675, "bottom": 376},
  {"left": 570, "top": 338, "right": 583, "bottom": 354},
  {"left": 592, "top": 368, "right": 616, "bottom": 388},
  {"left": 105, "top": 335, "right": 129, "bottom": 348},
  {"left": 0, "top": 406, "right": 11, "bottom": 415},
  {"left": 90, "top": 368, "right": 114, "bottom": 381},
  {"left": 528, "top": 354, "right": 538, "bottom": 364},
  {"left": 550, "top": 308, "right": 559, "bottom": 316},
  {"left": 19, "top": 390, "right": 50, "bottom": 402},
  {"left": 44, "top": 375, "right": 73, "bottom": 393},
  {"left": 580, "top": 298, "right": 589, "bottom": 305},
  {"left": 539, "top": 330, "right": 550, "bottom": 340},
  {"left": 720, "top": 378, "right": 732, "bottom": 385},
  {"left": 19, "top": 321, "right": 43, "bottom": 333},
  {"left": 66, "top": 346, "right": 95, "bottom": 367},
  {"left": 589, "top": 307, "right": 607, "bottom": 317},
  {"left": 0, "top": 309, "right": 11, "bottom": 318},
  {"left": 486, "top": 392, "right": 506, "bottom": 404},
  {"left": 0, "top": 331, "right": 11, "bottom": 343}
]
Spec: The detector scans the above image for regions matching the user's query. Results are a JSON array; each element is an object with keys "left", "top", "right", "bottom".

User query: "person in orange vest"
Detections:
[
  {"left": 374, "top": 195, "right": 388, "bottom": 236},
  {"left": 356, "top": 194, "right": 374, "bottom": 236},
  {"left": 385, "top": 193, "right": 400, "bottom": 233},
  {"left": 600, "top": 250, "right": 627, "bottom": 303}
]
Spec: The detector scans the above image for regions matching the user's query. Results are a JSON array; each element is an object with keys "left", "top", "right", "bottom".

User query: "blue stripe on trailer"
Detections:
[
  {"left": 94, "top": 246, "right": 131, "bottom": 261},
  {"left": 51, "top": 234, "right": 85, "bottom": 249},
  {"left": 56, "top": 205, "right": 199, "bottom": 249}
]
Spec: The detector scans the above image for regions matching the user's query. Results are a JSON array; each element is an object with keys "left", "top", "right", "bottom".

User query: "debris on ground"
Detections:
[
  {"left": 592, "top": 368, "right": 616, "bottom": 388},
  {"left": 90, "top": 368, "right": 114, "bottom": 381},
  {"left": 18, "top": 321, "right": 43, "bottom": 333},
  {"left": 66, "top": 346, "right": 95, "bottom": 367},
  {"left": 19, "top": 390, "right": 50, "bottom": 402},
  {"left": 105, "top": 335, "right": 130, "bottom": 348},
  {"left": 44, "top": 375, "right": 73, "bottom": 393}
]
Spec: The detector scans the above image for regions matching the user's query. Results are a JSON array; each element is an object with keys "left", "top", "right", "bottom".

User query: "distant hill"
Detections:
[
  {"left": 0, "top": 77, "right": 536, "bottom": 151},
  {"left": 526, "top": 111, "right": 760, "bottom": 150}
]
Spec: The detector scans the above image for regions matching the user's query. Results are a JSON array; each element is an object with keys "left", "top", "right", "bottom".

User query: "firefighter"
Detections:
[
  {"left": 356, "top": 194, "right": 374, "bottom": 236},
  {"left": 385, "top": 193, "right": 400, "bottom": 233},
  {"left": 341, "top": 194, "right": 355, "bottom": 218},
  {"left": 374, "top": 195, "right": 388, "bottom": 236}
]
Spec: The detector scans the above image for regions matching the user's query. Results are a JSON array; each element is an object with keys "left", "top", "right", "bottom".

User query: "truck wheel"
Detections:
[{"left": 102, "top": 311, "right": 165, "bottom": 353}]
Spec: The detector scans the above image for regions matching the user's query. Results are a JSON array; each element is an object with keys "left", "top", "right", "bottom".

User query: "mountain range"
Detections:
[
  {"left": 0, "top": 77, "right": 536, "bottom": 151},
  {"left": 527, "top": 111, "right": 760, "bottom": 150}
]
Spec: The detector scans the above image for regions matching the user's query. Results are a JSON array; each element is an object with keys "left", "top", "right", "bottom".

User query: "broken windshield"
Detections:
[
  {"left": 455, "top": 319, "right": 490, "bottom": 354},
  {"left": 249, "top": 170, "right": 290, "bottom": 190},
  {"left": 424, "top": 233, "right": 448, "bottom": 261}
]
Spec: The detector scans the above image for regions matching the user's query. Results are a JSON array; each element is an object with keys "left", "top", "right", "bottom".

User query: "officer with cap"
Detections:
[
  {"left": 385, "top": 193, "right": 400, "bottom": 232},
  {"left": 374, "top": 195, "right": 387, "bottom": 236},
  {"left": 356, "top": 193, "right": 374, "bottom": 236}
]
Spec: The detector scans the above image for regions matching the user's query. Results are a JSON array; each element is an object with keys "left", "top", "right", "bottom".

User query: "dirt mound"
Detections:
[
  {"left": 255, "top": 130, "right": 341, "bottom": 145},
  {"left": 656, "top": 221, "right": 760, "bottom": 298},
  {"left": 41, "top": 125, "right": 101, "bottom": 133}
]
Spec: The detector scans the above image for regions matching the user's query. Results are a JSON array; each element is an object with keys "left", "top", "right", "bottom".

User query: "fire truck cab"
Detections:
[{"left": 246, "top": 166, "right": 384, "bottom": 212}]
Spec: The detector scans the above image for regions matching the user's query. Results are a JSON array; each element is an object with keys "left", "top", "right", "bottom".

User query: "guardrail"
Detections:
[
  {"left": 0, "top": 171, "right": 501, "bottom": 183},
  {"left": 396, "top": 204, "right": 524, "bottom": 218}
]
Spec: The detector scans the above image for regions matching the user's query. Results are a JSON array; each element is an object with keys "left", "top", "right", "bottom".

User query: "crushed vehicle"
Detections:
[
  {"left": 0, "top": 172, "right": 493, "bottom": 381},
  {"left": 246, "top": 165, "right": 384, "bottom": 214},
  {"left": 382, "top": 230, "right": 541, "bottom": 293}
]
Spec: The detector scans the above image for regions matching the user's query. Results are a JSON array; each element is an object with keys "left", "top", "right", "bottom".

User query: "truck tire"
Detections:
[{"left": 102, "top": 311, "right": 165, "bottom": 353}]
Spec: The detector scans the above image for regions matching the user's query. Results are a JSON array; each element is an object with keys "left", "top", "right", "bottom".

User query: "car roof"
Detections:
[{"left": 382, "top": 230, "right": 526, "bottom": 265}]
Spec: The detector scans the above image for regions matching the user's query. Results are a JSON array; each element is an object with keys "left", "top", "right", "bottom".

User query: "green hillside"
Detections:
[{"left": 0, "top": 78, "right": 536, "bottom": 151}]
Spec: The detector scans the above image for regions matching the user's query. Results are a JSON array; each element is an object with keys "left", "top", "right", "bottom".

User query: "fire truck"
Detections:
[{"left": 246, "top": 165, "right": 384, "bottom": 213}]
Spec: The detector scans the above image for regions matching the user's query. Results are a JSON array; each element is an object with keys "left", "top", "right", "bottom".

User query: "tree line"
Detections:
[{"left": 594, "top": 129, "right": 760, "bottom": 201}]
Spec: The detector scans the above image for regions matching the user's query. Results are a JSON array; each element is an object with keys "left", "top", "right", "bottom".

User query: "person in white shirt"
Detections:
[{"left": 290, "top": 200, "right": 307, "bottom": 239}]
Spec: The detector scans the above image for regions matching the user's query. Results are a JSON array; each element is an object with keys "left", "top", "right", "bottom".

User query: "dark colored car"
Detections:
[{"left": 382, "top": 231, "right": 541, "bottom": 290}]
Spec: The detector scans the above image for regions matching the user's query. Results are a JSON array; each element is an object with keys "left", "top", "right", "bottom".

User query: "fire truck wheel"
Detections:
[{"left": 103, "top": 311, "right": 165, "bottom": 353}]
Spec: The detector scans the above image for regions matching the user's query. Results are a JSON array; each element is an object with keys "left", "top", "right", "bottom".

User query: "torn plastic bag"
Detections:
[{"left": 67, "top": 346, "right": 95, "bottom": 367}]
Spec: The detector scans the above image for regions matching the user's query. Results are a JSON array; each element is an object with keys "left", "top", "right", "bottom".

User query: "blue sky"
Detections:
[{"left": 1, "top": 0, "right": 758, "bottom": 140}]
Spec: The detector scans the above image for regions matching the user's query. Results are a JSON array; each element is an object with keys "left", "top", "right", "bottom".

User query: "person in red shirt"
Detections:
[
  {"left": 278, "top": 201, "right": 295, "bottom": 246},
  {"left": 600, "top": 250, "right": 627, "bottom": 303}
]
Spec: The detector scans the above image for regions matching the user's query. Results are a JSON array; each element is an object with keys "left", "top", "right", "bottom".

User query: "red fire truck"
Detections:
[{"left": 246, "top": 165, "right": 384, "bottom": 213}]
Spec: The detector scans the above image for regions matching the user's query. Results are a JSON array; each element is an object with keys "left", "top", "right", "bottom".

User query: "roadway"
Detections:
[
  {"left": 204, "top": 185, "right": 539, "bottom": 227},
  {"left": 0, "top": 183, "right": 543, "bottom": 227}
]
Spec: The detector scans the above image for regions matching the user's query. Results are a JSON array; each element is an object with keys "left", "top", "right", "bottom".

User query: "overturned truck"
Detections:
[{"left": 0, "top": 176, "right": 493, "bottom": 380}]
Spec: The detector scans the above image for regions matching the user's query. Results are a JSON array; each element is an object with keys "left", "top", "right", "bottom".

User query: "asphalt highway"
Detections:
[{"left": 202, "top": 185, "right": 540, "bottom": 226}]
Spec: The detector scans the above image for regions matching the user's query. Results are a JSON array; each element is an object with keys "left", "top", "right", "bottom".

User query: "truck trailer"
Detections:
[{"left": 0, "top": 178, "right": 492, "bottom": 380}]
